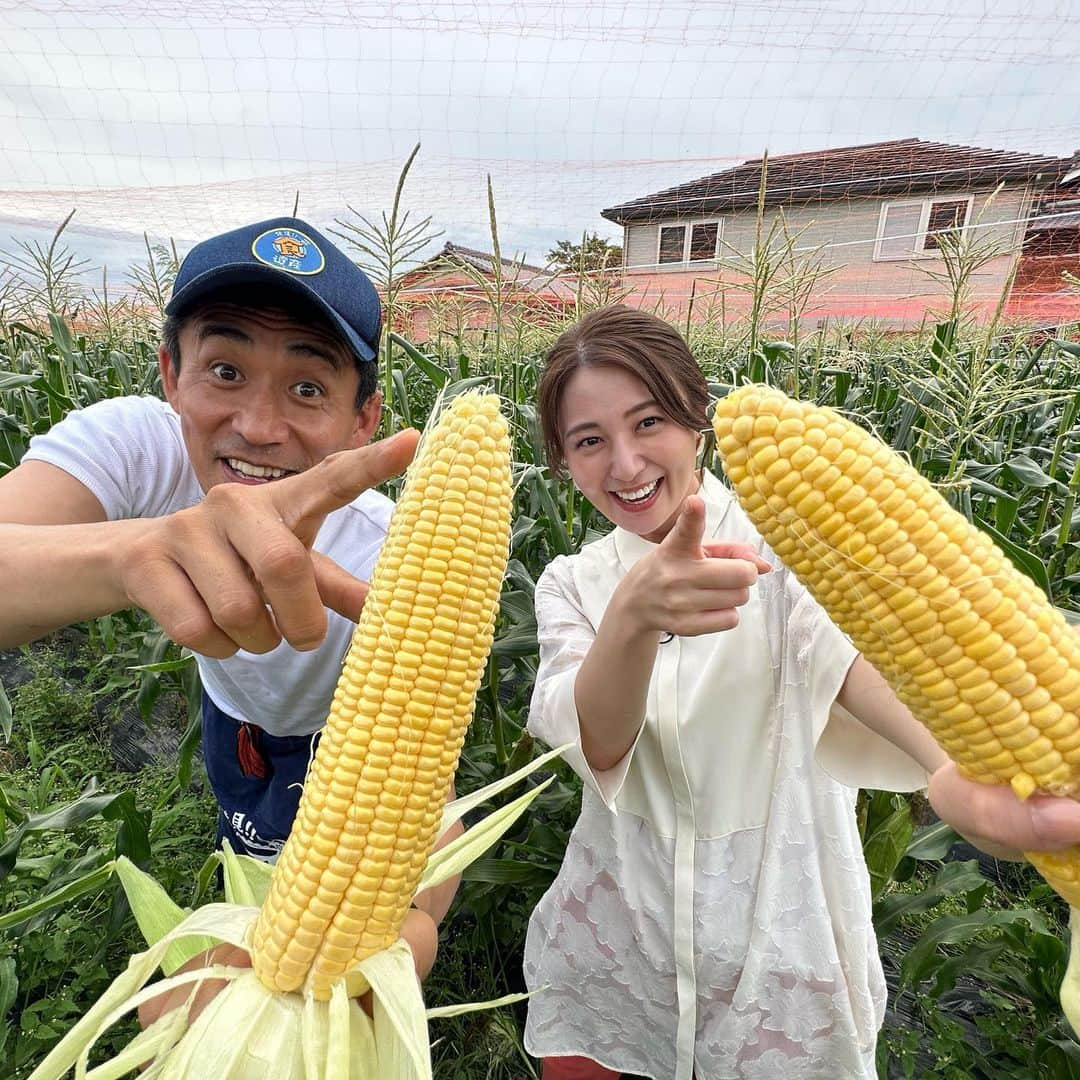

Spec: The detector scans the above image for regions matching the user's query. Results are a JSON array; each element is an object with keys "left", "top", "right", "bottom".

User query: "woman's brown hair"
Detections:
[{"left": 538, "top": 305, "right": 710, "bottom": 475}]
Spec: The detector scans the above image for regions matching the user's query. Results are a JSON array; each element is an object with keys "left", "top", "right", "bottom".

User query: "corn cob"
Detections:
[
  {"left": 712, "top": 384, "right": 1080, "bottom": 906},
  {"left": 250, "top": 391, "right": 513, "bottom": 1000}
]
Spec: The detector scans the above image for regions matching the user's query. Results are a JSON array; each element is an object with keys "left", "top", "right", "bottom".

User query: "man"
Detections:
[{"left": 0, "top": 215, "right": 456, "bottom": 983}]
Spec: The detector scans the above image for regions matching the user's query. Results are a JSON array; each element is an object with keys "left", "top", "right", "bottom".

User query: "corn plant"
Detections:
[
  {"left": 0, "top": 211, "right": 89, "bottom": 326},
  {"left": 332, "top": 143, "right": 443, "bottom": 416}
]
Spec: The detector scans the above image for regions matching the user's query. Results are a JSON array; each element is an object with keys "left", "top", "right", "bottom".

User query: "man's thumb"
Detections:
[
  {"left": 283, "top": 428, "right": 421, "bottom": 541},
  {"left": 661, "top": 495, "right": 706, "bottom": 555}
]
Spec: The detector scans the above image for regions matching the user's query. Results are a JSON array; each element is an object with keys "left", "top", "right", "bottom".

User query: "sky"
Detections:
[{"left": 1, "top": 0, "right": 1078, "bottom": 285}]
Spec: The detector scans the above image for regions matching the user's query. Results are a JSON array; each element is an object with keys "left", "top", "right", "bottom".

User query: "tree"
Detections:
[{"left": 547, "top": 232, "right": 623, "bottom": 274}]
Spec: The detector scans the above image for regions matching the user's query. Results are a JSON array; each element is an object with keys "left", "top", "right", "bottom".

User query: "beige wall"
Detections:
[
  {"left": 616, "top": 184, "right": 1045, "bottom": 324},
  {"left": 622, "top": 184, "right": 1035, "bottom": 295}
]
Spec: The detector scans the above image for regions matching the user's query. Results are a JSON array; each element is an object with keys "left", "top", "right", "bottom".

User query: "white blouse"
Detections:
[{"left": 522, "top": 470, "right": 929, "bottom": 1080}]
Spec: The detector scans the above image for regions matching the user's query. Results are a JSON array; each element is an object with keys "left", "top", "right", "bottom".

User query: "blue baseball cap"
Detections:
[{"left": 166, "top": 216, "right": 381, "bottom": 363}]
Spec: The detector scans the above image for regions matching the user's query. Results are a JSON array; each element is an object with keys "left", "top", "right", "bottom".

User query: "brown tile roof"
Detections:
[
  {"left": 602, "top": 139, "right": 1075, "bottom": 225},
  {"left": 399, "top": 241, "right": 578, "bottom": 299},
  {"left": 427, "top": 241, "right": 548, "bottom": 277}
]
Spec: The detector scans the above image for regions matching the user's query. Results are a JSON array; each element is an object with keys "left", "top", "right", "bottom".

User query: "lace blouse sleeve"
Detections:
[{"left": 527, "top": 556, "right": 641, "bottom": 809}]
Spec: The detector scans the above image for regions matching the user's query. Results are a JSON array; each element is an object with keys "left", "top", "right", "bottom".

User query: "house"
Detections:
[
  {"left": 393, "top": 242, "right": 577, "bottom": 342},
  {"left": 601, "top": 139, "right": 1080, "bottom": 327},
  {"left": 1006, "top": 182, "right": 1080, "bottom": 321}
]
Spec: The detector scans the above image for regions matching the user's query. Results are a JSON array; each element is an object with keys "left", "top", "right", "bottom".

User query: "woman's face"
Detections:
[{"left": 559, "top": 364, "right": 700, "bottom": 543}]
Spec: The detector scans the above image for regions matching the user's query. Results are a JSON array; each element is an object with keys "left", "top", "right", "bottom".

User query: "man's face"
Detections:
[{"left": 160, "top": 302, "right": 381, "bottom": 493}]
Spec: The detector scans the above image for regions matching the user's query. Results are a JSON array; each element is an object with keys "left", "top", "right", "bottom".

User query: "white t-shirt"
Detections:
[
  {"left": 523, "top": 470, "right": 929, "bottom": 1080},
  {"left": 24, "top": 395, "right": 392, "bottom": 738}
]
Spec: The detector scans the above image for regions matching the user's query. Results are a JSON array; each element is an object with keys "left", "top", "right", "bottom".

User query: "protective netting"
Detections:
[{"left": 1, "top": 0, "right": 1078, "bottom": 326}]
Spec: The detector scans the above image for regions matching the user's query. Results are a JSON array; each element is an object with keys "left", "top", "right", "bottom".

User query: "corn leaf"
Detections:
[
  {"left": 362, "top": 941, "right": 431, "bottom": 1080},
  {"left": 421, "top": 777, "right": 553, "bottom": 894},
  {"left": 0, "top": 862, "right": 114, "bottom": 932},
  {"left": 426, "top": 989, "right": 533, "bottom": 1019},
  {"left": 435, "top": 742, "right": 568, "bottom": 841},
  {"left": 113, "top": 856, "right": 213, "bottom": 977},
  {"left": 84, "top": 1007, "right": 190, "bottom": 1080},
  {"left": 30, "top": 904, "right": 254, "bottom": 1080},
  {"left": 327, "top": 980, "right": 352, "bottom": 1073},
  {"left": 218, "top": 841, "right": 275, "bottom": 907},
  {"left": 0, "top": 676, "right": 11, "bottom": 742}
]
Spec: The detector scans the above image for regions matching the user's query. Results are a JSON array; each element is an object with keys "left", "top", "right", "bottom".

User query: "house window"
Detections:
[
  {"left": 657, "top": 220, "right": 722, "bottom": 265},
  {"left": 658, "top": 226, "right": 686, "bottom": 264},
  {"left": 874, "top": 196, "right": 973, "bottom": 260},
  {"left": 923, "top": 200, "right": 969, "bottom": 250},
  {"left": 688, "top": 222, "right": 720, "bottom": 262}
]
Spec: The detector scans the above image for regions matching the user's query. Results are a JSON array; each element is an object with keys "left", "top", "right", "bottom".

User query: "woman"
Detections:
[{"left": 522, "top": 305, "right": 1080, "bottom": 1080}]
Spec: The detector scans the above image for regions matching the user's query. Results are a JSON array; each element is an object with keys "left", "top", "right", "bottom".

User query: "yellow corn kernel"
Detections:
[{"left": 248, "top": 393, "right": 513, "bottom": 1000}]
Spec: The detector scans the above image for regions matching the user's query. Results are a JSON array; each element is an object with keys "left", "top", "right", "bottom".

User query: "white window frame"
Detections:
[
  {"left": 656, "top": 218, "right": 725, "bottom": 266},
  {"left": 873, "top": 195, "right": 974, "bottom": 261}
]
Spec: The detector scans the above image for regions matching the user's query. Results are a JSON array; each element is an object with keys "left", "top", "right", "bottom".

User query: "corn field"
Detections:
[{"left": 2, "top": 250, "right": 1080, "bottom": 1078}]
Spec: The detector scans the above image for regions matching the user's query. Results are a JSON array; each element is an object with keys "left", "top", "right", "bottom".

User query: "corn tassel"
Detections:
[
  {"left": 712, "top": 385, "right": 1080, "bottom": 902},
  {"left": 250, "top": 391, "right": 513, "bottom": 1000}
]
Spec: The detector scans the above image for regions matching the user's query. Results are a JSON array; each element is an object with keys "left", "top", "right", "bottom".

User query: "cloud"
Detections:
[{"left": 1, "top": 0, "right": 1077, "bottom": 267}]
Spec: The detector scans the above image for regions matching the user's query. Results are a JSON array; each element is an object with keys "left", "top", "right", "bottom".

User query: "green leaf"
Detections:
[
  {"left": 924, "top": 939, "right": 1008, "bottom": 998},
  {"left": 104, "top": 791, "right": 152, "bottom": 865},
  {"left": 0, "top": 781, "right": 122, "bottom": 879},
  {"left": 128, "top": 657, "right": 196, "bottom": 674},
  {"left": 218, "top": 842, "right": 274, "bottom": 907},
  {"left": 503, "top": 558, "right": 537, "bottom": 597},
  {"left": 1052, "top": 338, "right": 1080, "bottom": 358},
  {"left": 1005, "top": 454, "right": 1061, "bottom": 490},
  {"left": 390, "top": 332, "right": 450, "bottom": 389},
  {"left": 905, "top": 820, "right": 959, "bottom": 861},
  {"left": 491, "top": 623, "right": 539, "bottom": 658},
  {"left": 47, "top": 313, "right": 76, "bottom": 359},
  {"left": 974, "top": 514, "right": 1053, "bottom": 597},
  {"left": 392, "top": 368, "right": 412, "bottom": 426},
  {"left": 421, "top": 778, "right": 554, "bottom": 894},
  {"left": 874, "top": 860, "right": 987, "bottom": 938},
  {"left": 1034, "top": 1038, "right": 1080, "bottom": 1079},
  {"left": 0, "top": 370, "right": 41, "bottom": 391},
  {"left": 462, "top": 857, "right": 551, "bottom": 886},
  {"left": 0, "top": 676, "right": 10, "bottom": 742},
  {"left": 0, "top": 862, "right": 115, "bottom": 933},
  {"left": 526, "top": 467, "right": 572, "bottom": 556},
  {"left": 436, "top": 742, "right": 568, "bottom": 840},
  {"left": 114, "top": 856, "right": 185, "bottom": 942},
  {"left": 992, "top": 493, "right": 1020, "bottom": 536},
  {"left": 862, "top": 805, "right": 913, "bottom": 902},
  {"left": 0, "top": 956, "right": 18, "bottom": 1054},
  {"left": 175, "top": 706, "right": 203, "bottom": 790},
  {"left": 900, "top": 906, "right": 1049, "bottom": 989}
]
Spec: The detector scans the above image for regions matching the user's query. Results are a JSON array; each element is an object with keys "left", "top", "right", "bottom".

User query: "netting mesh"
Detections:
[{"left": 1, "top": 0, "right": 1078, "bottom": 325}]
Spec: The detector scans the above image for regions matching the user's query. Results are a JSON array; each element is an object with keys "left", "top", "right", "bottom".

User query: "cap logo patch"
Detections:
[{"left": 251, "top": 227, "right": 325, "bottom": 276}]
